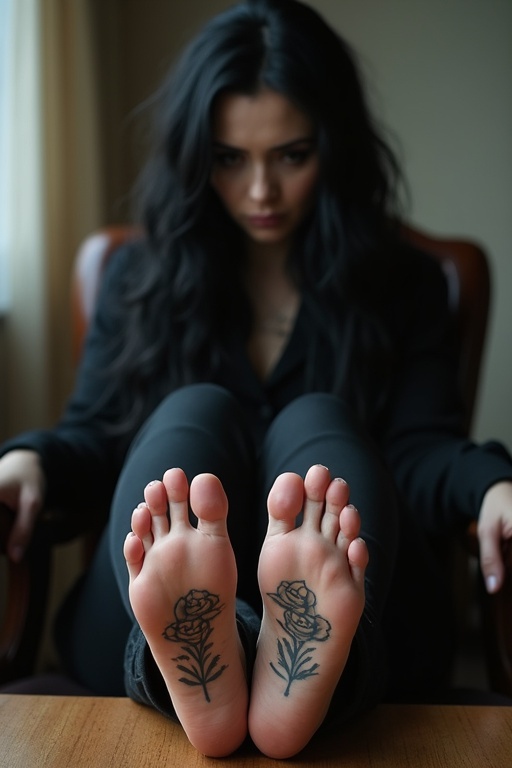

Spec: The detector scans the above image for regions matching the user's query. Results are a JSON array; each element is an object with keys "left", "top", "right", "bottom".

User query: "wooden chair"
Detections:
[{"left": 1, "top": 223, "right": 511, "bottom": 696}]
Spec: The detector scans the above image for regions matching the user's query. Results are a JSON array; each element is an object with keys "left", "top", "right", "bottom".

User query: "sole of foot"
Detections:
[
  {"left": 124, "top": 467, "right": 248, "bottom": 756},
  {"left": 248, "top": 464, "right": 368, "bottom": 759}
]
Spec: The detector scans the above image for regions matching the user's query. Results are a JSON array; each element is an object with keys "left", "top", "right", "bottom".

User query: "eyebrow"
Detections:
[{"left": 212, "top": 136, "right": 315, "bottom": 153}]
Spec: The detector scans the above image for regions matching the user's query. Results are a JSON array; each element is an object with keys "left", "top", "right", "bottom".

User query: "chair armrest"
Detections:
[
  {"left": 0, "top": 503, "right": 51, "bottom": 682},
  {"left": 465, "top": 521, "right": 512, "bottom": 696},
  {"left": 0, "top": 502, "right": 104, "bottom": 684}
]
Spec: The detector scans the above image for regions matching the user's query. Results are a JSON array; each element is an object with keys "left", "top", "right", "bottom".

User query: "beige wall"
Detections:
[{"left": 315, "top": 0, "right": 512, "bottom": 447}]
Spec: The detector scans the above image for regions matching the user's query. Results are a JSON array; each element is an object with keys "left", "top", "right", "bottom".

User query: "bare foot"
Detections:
[
  {"left": 248, "top": 465, "right": 368, "bottom": 759},
  {"left": 123, "top": 468, "right": 248, "bottom": 757}
]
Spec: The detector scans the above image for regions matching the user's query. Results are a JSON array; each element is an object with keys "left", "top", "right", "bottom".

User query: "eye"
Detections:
[
  {"left": 213, "top": 150, "right": 243, "bottom": 169},
  {"left": 281, "top": 146, "right": 314, "bottom": 166}
]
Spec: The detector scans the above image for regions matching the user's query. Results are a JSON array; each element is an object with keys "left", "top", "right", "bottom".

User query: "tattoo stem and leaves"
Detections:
[
  {"left": 267, "top": 580, "right": 331, "bottom": 697},
  {"left": 163, "top": 589, "right": 228, "bottom": 703}
]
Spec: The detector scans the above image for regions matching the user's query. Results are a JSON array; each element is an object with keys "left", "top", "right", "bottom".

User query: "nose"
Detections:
[{"left": 248, "top": 163, "right": 278, "bottom": 204}]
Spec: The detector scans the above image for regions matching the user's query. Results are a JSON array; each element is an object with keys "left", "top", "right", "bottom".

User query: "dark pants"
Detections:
[{"left": 56, "top": 384, "right": 454, "bottom": 716}]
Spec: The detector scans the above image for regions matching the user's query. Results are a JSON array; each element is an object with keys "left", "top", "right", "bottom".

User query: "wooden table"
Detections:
[{"left": 1, "top": 694, "right": 511, "bottom": 767}]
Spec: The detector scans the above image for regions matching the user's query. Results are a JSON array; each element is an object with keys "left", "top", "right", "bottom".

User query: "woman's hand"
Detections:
[
  {"left": 477, "top": 480, "right": 512, "bottom": 593},
  {"left": 0, "top": 449, "right": 46, "bottom": 562}
]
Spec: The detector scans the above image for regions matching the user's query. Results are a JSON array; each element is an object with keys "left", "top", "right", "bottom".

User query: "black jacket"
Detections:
[{"left": 2, "top": 242, "right": 511, "bottom": 534}]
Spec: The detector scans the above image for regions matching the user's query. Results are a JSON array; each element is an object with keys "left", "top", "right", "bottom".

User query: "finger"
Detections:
[
  {"left": 7, "top": 492, "right": 41, "bottom": 562},
  {"left": 478, "top": 524, "right": 505, "bottom": 594}
]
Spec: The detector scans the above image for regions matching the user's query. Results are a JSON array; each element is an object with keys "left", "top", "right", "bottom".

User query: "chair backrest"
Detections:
[
  {"left": 71, "top": 225, "right": 142, "bottom": 364},
  {"left": 401, "top": 224, "right": 490, "bottom": 433},
  {"left": 72, "top": 223, "right": 491, "bottom": 433}
]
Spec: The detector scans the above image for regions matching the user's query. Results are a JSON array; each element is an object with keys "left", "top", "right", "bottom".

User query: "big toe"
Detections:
[
  {"left": 190, "top": 473, "right": 229, "bottom": 535},
  {"left": 266, "top": 472, "right": 304, "bottom": 536}
]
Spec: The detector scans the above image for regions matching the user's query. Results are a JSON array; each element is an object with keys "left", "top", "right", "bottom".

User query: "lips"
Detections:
[{"left": 246, "top": 213, "right": 285, "bottom": 228}]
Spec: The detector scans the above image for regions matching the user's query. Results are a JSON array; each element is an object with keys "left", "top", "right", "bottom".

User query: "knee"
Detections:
[
  {"left": 162, "top": 383, "right": 234, "bottom": 408},
  {"left": 134, "top": 384, "right": 251, "bottom": 451},
  {"left": 150, "top": 384, "right": 239, "bottom": 423},
  {"left": 271, "top": 392, "right": 357, "bottom": 434},
  {"left": 264, "top": 392, "right": 391, "bottom": 491}
]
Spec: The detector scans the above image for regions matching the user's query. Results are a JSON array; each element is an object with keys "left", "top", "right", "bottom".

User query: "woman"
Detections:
[{"left": 1, "top": 0, "right": 512, "bottom": 758}]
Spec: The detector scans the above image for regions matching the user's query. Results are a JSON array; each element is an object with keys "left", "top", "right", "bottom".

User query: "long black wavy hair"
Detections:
[{"left": 107, "top": 0, "right": 406, "bottom": 432}]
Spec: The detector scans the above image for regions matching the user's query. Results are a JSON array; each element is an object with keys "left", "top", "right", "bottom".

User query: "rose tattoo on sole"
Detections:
[
  {"left": 163, "top": 589, "right": 228, "bottom": 703},
  {"left": 267, "top": 580, "right": 331, "bottom": 696}
]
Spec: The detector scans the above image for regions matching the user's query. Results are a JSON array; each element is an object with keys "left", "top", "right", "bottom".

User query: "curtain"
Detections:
[
  {"left": 1, "top": 0, "right": 48, "bottom": 438},
  {"left": 0, "top": 0, "right": 104, "bottom": 441},
  {"left": 42, "top": 0, "right": 105, "bottom": 422},
  {"left": 0, "top": 1, "right": 107, "bottom": 671}
]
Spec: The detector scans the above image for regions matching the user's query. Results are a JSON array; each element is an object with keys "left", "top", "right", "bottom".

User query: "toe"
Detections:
[
  {"left": 266, "top": 472, "right": 304, "bottom": 536},
  {"left": 347, "top": 537, "right": 369, "bottom": 587},
  {"left": 124, "top": 532, "right": 145, "bottom": 581},
  {"left": 302, "top": 465, "right": 332, "bottom": 531},
  {"left": 321, "top": 477, "right": 350, "bottom": 541},
  {"left": 337, "top": 504, "right": 362, "bottom": 544},
  {"left": 162, "top": 468, "right": 191, "bottom": 529},
  {"left": 190, "top": 474, "right": 229, "bottom": 536},
  {"left": 144, "top": 480, "right": 172, "bottom": 538},
  {"left": 131, "top": 504, "right": 154, "bottom": 551}
]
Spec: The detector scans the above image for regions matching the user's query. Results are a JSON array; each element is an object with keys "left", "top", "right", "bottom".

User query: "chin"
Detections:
[{"left": 247, "top": 227, "right": 291, "bottom": 245}]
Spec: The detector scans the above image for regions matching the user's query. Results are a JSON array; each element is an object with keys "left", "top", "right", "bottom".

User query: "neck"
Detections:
[
  {"left": 244, "top": 243, "right": 299, "bottom": 331},
  {"left": 245, "top": 237, "right": 290, "bottom": 276}
]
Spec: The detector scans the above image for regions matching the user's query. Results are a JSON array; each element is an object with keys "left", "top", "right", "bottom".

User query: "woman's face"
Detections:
[{"left": 210, "top": 88, "right": 319, "bottom": 255}]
